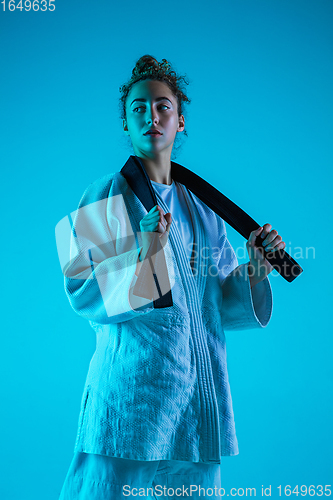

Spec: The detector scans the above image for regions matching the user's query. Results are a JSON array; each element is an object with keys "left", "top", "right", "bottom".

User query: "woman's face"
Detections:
[{"left": 123, "top": 79, "right": 185, "bottom": 159}]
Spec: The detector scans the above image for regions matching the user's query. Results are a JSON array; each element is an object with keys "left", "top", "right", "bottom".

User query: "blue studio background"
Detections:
[{"left": 0, "top": 0, "right": 332, "bottom": 498}]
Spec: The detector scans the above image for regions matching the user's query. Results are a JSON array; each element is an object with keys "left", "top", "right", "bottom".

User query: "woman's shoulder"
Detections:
[{"left": 78, "top": 171, "right": 120, "bottom": 209}]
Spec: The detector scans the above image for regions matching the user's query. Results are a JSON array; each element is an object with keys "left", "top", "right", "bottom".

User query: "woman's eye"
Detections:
[{"left": 133, "top": 105, "right": 169, "bottom": 112}]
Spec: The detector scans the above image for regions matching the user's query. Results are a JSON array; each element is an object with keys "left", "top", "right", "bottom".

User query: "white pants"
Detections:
[{"left": 59, "top": 452, "right": 222, "bottom": 499}]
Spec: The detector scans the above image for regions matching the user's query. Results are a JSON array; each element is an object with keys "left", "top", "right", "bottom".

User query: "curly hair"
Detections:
[{"left": 118, "top": 54, "right": 191, "bottom": 159}]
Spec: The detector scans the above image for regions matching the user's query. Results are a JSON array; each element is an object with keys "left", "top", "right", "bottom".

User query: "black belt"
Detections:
[{"left": 120, "top": 155, "right": 303, "bottom": 308}]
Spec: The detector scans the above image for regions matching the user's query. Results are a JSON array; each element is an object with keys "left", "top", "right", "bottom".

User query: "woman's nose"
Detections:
[{"left": 146, "top": 111, "right": 158, "bottom": 125}]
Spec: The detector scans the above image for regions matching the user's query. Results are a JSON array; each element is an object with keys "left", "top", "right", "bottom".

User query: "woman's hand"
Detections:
[
  {"left": 246, "top": 223, "right": 286, "bottom": 288},
  {"left": 139, "top": 205, "right": 172, "bottom": 262}
]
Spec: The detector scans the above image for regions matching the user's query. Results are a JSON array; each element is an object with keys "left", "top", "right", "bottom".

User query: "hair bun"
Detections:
[{"left": 132, "top": 55, "right": 159, "bottom": 76}]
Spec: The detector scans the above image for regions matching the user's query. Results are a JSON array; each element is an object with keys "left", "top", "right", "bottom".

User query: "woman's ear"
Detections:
[
  {"left": 177, "top": 114, "right": 185, "bottom": 132},
  {"left": 123, "top": 119, "right": 130, "bottom": 135}
]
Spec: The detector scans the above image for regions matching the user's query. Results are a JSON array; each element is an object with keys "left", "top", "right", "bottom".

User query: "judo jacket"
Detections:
[{"left": 63, "top": 169, "right": 273, "bottom": 464}]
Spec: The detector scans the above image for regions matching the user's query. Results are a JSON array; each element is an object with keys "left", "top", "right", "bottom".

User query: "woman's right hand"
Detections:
[{"left": 139, "top": 205, "right": 172, "bottom": 262}]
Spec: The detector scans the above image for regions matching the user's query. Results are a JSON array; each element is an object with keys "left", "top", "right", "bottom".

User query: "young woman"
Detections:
[{"left": 58, "top": 55, "right": 285, "bottom": 499}]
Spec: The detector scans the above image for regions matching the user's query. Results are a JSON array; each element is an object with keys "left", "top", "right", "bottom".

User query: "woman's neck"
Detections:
[{"left": 136, "top": 155, "right": 172, "bottom": 185}]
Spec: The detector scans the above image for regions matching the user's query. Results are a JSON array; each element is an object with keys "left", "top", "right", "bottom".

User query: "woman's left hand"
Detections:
[{"left": 246, "top": 223, "right": 286, "bottom": 288}]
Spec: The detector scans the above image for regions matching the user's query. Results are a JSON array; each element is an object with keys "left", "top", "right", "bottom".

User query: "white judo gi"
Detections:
[{"left": 61, "top": 168, "right": 273, "bottom": 466}]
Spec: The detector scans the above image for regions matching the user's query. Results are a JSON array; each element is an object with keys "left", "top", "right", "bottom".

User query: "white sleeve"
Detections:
[
  {"left": 60, "top": 180, "right": 154, "bottom": 324},
  {"left": 216, "top": 217, "right": 273, "bottom": 331}
]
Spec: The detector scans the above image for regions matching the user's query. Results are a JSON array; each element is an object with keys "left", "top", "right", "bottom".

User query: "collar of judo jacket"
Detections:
[
  {"left": 118, "top": 159, "right": 176, "bottom": 309},
  {"left": 118, "top": 156, "right": 210, "bottom": 308}
]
